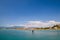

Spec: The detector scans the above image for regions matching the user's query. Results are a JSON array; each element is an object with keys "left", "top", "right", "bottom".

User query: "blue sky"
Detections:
[{"left": 0, "top": 0, "right": 60, "bottom": 26}]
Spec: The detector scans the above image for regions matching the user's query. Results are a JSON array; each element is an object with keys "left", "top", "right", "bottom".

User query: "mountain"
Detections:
[{"left": 52, "top": 24, "right": 60, "bottom": 28}]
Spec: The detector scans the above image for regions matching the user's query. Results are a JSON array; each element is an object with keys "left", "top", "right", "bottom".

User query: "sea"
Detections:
[{"left": 0, "top": 30, "right": 60, "bottom": 40}]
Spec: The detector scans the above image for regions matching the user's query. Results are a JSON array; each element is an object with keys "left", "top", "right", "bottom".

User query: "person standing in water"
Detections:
[{"left": 32, "top": 30, "right": 34, "bottom": 34}]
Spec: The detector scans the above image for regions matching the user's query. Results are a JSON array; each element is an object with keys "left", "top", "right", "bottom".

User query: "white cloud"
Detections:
[
  {"left": 2, "top": 20, "right": 60, "bottom": 28},
  {"left": 20, "top": 21, "right": 60, "bottom": 28}
]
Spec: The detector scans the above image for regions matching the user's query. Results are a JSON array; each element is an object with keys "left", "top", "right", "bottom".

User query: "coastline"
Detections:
[{"left": 0, "top": 28, "right": 60, "bottom": 30}]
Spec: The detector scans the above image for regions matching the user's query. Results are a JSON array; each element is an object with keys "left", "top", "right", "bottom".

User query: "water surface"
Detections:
[{"left": 0, "top": 30, "right": 60, "bottom": 40}]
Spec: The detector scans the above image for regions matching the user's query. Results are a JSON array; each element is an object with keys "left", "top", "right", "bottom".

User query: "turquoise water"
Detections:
[{"left": 0, "top": 30, "right": 60, "bottom": 40}]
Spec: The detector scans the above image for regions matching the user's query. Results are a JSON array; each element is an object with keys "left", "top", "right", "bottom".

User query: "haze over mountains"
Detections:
[{"left": 0, "top": 21, "right": 60, "bottom": 28}]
